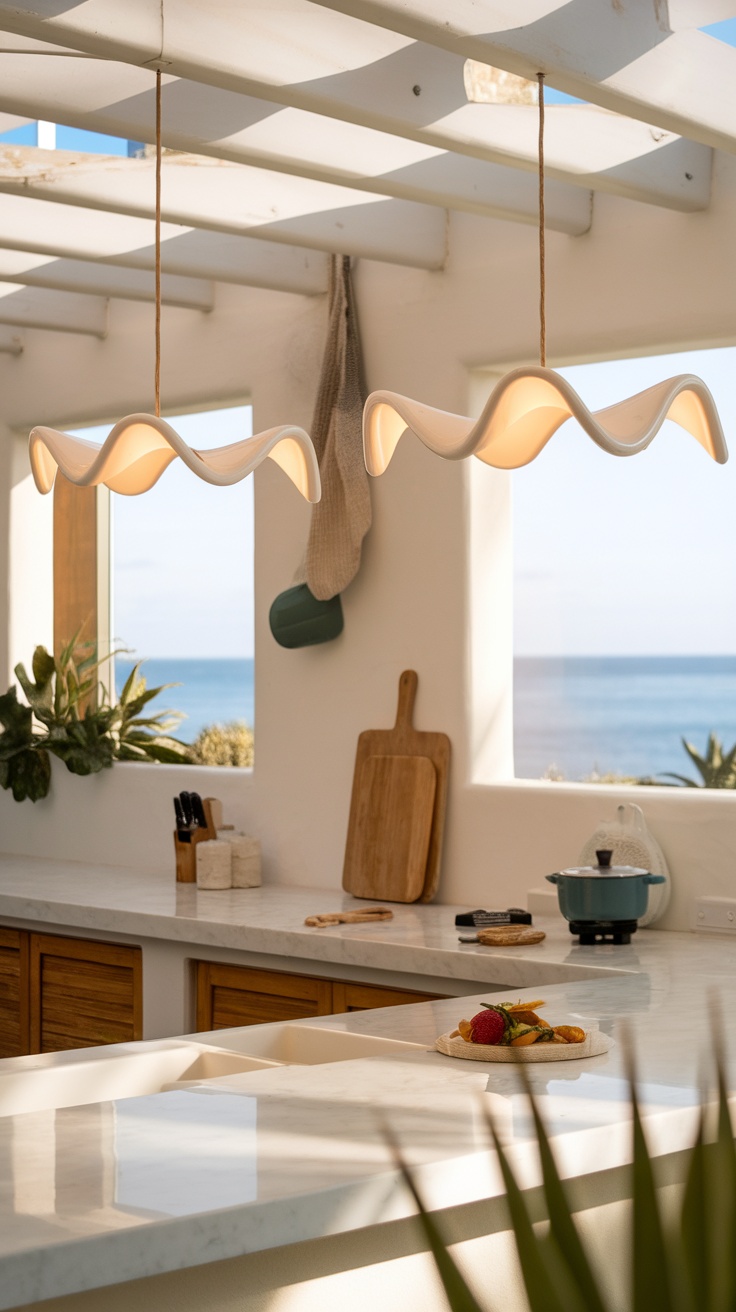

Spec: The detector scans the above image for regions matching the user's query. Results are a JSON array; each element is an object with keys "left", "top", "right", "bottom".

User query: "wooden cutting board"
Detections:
[
  {"left": 343, "top": 670, "right": 451, "bottom": 903},
  {"left": 345, "top": 754, "right": 436, "bottom": 902}
]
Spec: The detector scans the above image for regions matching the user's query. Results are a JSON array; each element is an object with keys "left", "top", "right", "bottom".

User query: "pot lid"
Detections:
[{"left": 557, "top": 864, "right": 650, "bottom": 878}]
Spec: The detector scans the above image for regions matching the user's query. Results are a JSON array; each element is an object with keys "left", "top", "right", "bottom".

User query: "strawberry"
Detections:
[{"left": 468, "top": 1007, "right": 506, "bottom": 1045}]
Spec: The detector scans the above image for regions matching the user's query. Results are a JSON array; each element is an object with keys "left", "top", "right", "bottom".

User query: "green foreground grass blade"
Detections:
[
  {"left": 678, "top": 1107, "right": 707, "bottom": 1312},
  {"left": 630, "top": 1077, "right": 676, "bottom": 1312},
  {"left": 710, "top": 1051, "right": 736, "bottom": 1312},
  {"left": 521, "top": 1075, "right": 608, "bottom": 1312},
  {"left": 391, "top": 1150, "right": 487, "bottom": 1312},
  {"left": 484, "top": 1111, "right": 587, "bottom": 1312}
]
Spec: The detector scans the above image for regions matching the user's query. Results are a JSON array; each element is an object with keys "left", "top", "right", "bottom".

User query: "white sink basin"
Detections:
[
  {"left": 0, "top": 1042, "right": 279, "bottom": 1117},
  {"left": 0, "top": 1025, "right": 429, "bottom": 1118},
  {"left": 191, "top": 1022, "right": 429, "bottom": 1065}
]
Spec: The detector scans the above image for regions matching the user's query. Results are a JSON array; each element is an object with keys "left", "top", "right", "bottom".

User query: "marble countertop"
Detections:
[
  {"left": 0, "top": 853, "right": 732, "bottom": 1309},
  {"left": 0, "top": 852, "right": 695, "bottom": 987}
]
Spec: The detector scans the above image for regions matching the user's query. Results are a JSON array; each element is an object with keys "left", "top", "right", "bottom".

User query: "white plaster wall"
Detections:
[{"left": 0, "top": 158, "right": 734, "bottom": 933}]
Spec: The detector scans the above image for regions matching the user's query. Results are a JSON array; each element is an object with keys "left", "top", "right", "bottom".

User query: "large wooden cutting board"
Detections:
[{"left": 342, "top": 670, "right": 451, "bottom": 903}]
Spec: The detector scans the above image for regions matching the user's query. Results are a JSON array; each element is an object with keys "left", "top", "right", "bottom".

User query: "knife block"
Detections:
[{"left": 174, "top": 798, "right": 219, "bottom": 883}]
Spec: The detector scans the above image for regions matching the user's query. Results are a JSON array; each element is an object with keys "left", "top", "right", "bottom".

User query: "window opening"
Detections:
[
  {"left": 70, "top": 404, "right": 254, "bottom": 765},
  {"left": 512, "top": 346, "right": 736, "bottom": 784}
]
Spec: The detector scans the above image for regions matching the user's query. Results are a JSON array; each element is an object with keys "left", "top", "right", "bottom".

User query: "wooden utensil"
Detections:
[
  {"left": 342, "top": 670, "right": 450, "bottom": 903},
  {"left": 476, "top": 926, "right": 546, "bottom": 947},
  {"left": 305, "top": 907, "right": 394, "bottom": 928}
]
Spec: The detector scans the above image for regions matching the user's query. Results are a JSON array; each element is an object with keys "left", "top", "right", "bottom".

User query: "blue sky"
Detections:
[
  {"left": 513, "top": 348, "right": 736, "bottom": 656},
  {"left": 74, "top": 406, "right": 255, "bottom": 660}
]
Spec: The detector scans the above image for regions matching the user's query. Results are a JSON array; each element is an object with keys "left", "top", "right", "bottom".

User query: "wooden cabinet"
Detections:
[
  {"left": 0, "top": 930, "right": 142, "bottom": 1057},
  {"left": 195, "top": 963, "right": 333, "bottom": 1031},
  {"left": 30, "top": 934, "right": 142, "bottom": 1053},
  {"left": 195, "top": 960, "right": 443, "bottom": 1032},
  {"left": 0, "top": 929, "right": 29, "bottom": 1058},
  {"left": 330, "top": 980, "right": 438, "bottom": 1013}
]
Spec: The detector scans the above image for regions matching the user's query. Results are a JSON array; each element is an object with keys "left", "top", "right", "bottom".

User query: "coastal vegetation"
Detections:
[
  {"left": 543, "top": 732, "right": 736, "bottom": 789},
  {"left": 191, "top": 721, "right": 254, "bottom": 767}
]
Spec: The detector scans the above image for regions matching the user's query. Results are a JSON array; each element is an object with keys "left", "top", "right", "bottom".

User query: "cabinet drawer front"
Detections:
[
  {"left": 331, "top": 981, "right": 443, "bottom": 1014},
  {"left": 196, "top": 963, "right": 332, "bottom": 1030},
  {"left": 0, "top": 929, "right": 29, "bottom": 1057},
  {"left": 30, "top": 934, "right": 142, "bottom": 1053}
]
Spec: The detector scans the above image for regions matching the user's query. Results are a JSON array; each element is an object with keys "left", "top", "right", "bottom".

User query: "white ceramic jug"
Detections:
[{"left": 578, "top": 803, "right": 671, "bottom": 927}]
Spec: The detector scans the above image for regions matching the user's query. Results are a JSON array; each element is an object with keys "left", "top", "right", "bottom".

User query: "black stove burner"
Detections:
[{"left": 568, "top": 919, "right": 638, "bottom": 946}]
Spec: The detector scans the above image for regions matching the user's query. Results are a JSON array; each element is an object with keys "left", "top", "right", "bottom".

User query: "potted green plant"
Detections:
[{"left": 0, "top": 637, "right": 191, "bottom": 802}]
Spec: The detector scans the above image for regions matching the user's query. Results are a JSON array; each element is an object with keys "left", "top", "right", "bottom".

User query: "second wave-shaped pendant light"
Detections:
[
  {"left": 363, "top": 76, "right": 727, "bottom": 476},
  {"left": 363, "top": 367, "right": 728, "bottom": 475}
]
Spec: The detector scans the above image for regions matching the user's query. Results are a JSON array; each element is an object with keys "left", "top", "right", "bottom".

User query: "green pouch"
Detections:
[{"left": 269, "top": 584, "right": 343, "bottom": 649}]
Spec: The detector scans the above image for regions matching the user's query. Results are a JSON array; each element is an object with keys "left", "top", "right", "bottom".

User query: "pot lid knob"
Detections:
[{"left": 595, "top": 849, "right": 613, "bottom": 868}]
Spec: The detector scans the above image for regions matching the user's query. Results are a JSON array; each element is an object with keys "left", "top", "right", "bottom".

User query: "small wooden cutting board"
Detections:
[
  {"left": 345, "top": 754, "right": 436, "bottom": 902},
  {"left": 343, "top": 671, "right": 451, "bottom": 903}
]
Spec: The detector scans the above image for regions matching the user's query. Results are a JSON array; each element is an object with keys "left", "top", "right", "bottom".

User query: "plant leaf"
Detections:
[
  {"left": 136, "top": 739, "right": 192, "bottom": 764},
  {"left": 14, "top": 661, "right": 54, "bottom": 721},
  {"left": 708, "top": 1036, "right": 736, "bottom": 1311},
  {"left": 628, "top": 1059, "right": 676, "bottom": 1312},
  {"left": 46, "top": 722, "right": 115, "bottom": 775},
  {"left": 678, "top": 1107, "right": 707, "bottom": 1312},
  {"left": 484, "top": 1109, "right": 585, "bottom": 1312},
  {"left": 0, "top": 687, "right": 33, "bottom": 744},
  {"left": 387, "top": 1134, "right": 487, "bottom": 1312},
  {"left": 519, "top": 1070, "right": 608, "bottom": 1312},
  {"left": 5, "top": 747, "right": 51, "bottom": 801},
  {"left": 31, "top": 645, "right": 56, "bottom": 688}
]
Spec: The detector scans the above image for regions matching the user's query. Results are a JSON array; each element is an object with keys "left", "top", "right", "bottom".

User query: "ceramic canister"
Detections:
[{"left": 196, "top": 839, "right": 232, "bottom": 889}]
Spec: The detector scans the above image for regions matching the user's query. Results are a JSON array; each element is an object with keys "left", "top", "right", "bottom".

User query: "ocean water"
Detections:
[
  {"left": 514, "top": 655, "right": 736, "bottom": 781},
  {"left": 116, "top": 654, "right": 736, "bottom": 781},
  {"left": 115, "top": 658, "right": 254, "bottom": 745}
]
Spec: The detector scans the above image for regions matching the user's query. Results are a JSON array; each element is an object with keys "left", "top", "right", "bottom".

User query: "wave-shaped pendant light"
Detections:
[
  {"left": 28, "top": 71, "right": 321, "bottom": 503},
  {"left": 363, "top": 75, "right": 728, "bottom": 475}
]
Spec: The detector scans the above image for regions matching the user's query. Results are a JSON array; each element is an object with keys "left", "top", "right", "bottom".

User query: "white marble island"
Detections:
[{"left": 0, "top": 897, "right": 732, "bottom": 1312}]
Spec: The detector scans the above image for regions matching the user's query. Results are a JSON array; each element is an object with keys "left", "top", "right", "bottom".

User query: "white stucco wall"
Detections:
[{"left": 0, "top": 157, "right": 734, "bottom": 933}]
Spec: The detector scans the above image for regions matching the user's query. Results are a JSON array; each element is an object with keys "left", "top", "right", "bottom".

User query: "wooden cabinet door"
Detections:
[
  {"left": 0, "top": 928, "right": 30, "bottom": 1057},
  {"left": 331, "top": 981, "right": 443, "bottom": 1014},
  {"left": 30, "top": 934, "right": 142, "bottom": 1053},
  {"left": 195, "top": 962, "right": 333, "bottom": 1031}
]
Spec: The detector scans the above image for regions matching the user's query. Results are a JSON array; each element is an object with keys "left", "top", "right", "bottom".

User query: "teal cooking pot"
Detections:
[{"left": 546, "top": 849, "right": 666, "bottom": 924}]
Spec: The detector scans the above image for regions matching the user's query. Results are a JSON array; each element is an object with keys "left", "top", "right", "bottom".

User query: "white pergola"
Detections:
[{"left": 0, "top": 0, "right": 728, "bottom": 341}]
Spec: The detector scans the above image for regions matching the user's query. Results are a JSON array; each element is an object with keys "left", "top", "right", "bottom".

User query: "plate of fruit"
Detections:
[{"left": 435, "top": 1000, "right": 612, "bottom": 1062}]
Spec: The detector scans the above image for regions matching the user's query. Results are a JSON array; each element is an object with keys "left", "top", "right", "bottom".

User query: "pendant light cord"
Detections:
[
  {"left": 155, "top": 67, "right": 162, "bottom": 418},
  {"left": 537, "top": 71, "right": 546, "bottom": 369}
]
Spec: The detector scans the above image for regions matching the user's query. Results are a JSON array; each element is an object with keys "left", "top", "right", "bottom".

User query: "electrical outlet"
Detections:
[{"left": 694, "top": 897, "right": 736, "bottom": 933}]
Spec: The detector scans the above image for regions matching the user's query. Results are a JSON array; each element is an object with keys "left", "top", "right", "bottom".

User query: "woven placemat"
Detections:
[{"left": 435, "top": 1028, "right": 612, "bottom": 1063}]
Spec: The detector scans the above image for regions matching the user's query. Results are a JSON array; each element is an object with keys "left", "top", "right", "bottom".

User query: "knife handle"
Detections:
[{"left": 190, "top": 792, "right": 208, "bottom": 830}]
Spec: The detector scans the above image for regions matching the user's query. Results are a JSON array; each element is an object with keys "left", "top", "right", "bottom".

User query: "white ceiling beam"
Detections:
[
  {"left": 667, "top": 3, "right": 736, "bottom": 27},
  {"left": 0, "top": 249, "right": 213, "bottom": 309},
  {"left": 0, "top": 112, "right": 34, "bottom": 135},
  {"left": 0, "top": 59, "right": 593, "bottom": 227},
  {"left": 0, "top": 16, "right": 710, "bottom": 210},
  {"left": 0, "top": 191, "right": 330, "bottom": 294},
  {"left": 0, "top": 147, "right": 457, "bottom": 266},
  {"left": 310, "top": 0, "right": 736, "bottom": 155},
  {"left": 0, "top": 284, "right": 107, "bottom": 336}
]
